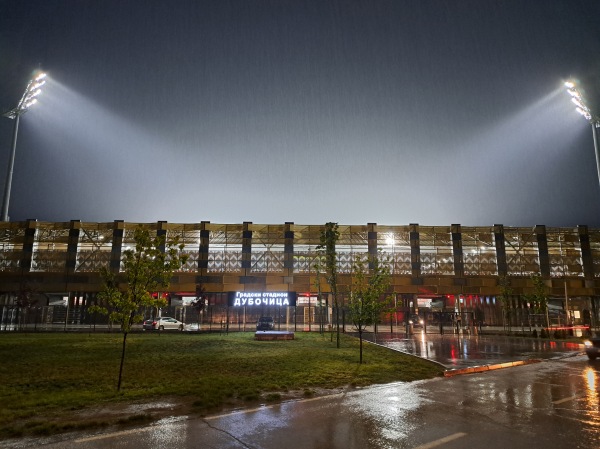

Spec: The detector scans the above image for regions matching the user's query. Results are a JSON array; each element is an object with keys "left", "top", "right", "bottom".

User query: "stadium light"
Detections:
[
  {"left": 564, "top": 79, "right": 600, "bottom": 191},
  {"left": 1, "top": 71, "right": 46, "bottom": 221}
]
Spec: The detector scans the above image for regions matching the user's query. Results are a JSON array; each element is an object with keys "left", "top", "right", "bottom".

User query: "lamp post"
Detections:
[
  {"left": 564, "top": 80, "right": 600, "bottom": 190},
  {"left": 1, "top": 71, "right": 46, "bottom": 221},
  {"left": 565, "top": 80, "right": 599, "bottom": 333}
]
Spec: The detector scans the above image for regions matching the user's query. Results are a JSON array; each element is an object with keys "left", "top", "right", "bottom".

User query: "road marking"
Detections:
[
  {"left": 205, "top": 392, "right": 346, "bottom": 420},
  {"left": 206, "top": 406, "right": 272, "bottom": 420},
  {"left": 413, "top": 432, "right": 467, "bottom": 449},
  {"left": 553, "top": 395, "right": 580, "bottom": 405},
  {"left": 74, "top": 427, "right": 149, "bottom": 443}
]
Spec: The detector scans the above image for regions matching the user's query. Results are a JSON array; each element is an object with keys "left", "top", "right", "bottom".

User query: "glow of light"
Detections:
[
  {"left": 585, "top": 367, "right": 597, "bottom": 392},
  {"left": 571, "top": 97, "right": 585, "bottom": 109},
  {"left": 583, "top": 367, "right": 599, "bottom": 413},
  {"left": 552, "top": 325, "right": 589, "bottom": 331},
  {"left": 576, "top": 107, "right": 592, "bottom": 120},
  {"left": 386, "top": 234, "right": 395, "bottom": 246},
  {"left": 564, "top": 79, "right": 594, "bottom": 123},
  {"left": 3, "top": 71, "right": 48, "bottom": 118}
]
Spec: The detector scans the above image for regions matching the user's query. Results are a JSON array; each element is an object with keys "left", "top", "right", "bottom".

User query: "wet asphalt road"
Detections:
[{"left": 364, "top": 331, "right": 585, "bottom": 369}]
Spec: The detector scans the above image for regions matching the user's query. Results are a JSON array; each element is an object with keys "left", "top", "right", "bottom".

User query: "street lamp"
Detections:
[
  {"left": 1, "top": 71, "right": 46, "bottom": 221},
  {"left": 564, "top": 80, "right": 600, "bottom": 190}
]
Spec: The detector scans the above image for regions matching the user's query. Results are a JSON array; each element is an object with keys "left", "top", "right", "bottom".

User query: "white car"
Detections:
[{"left": 142, "top": 317, "right": 184, "bottom": 331}]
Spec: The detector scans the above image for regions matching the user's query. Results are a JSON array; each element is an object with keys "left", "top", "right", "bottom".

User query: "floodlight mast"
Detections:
[
  {"left": 565, "top": 80, "right": 600, "bottom": 192},
  {"left": 1, "top": 72, "right": 46, "bottom": 221}
]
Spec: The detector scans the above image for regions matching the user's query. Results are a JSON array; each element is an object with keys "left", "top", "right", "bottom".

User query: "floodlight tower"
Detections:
[
  {"left": 1, "top": 71, "right": 46, "bottom": 221},
  {"left": 564, "top": 80, "right": 600, "bottom": 190}
]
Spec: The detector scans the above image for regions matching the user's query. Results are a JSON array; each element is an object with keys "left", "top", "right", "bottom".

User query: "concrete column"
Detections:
[
  {"left": 578, "top": 225, "right": 594, "bottom": 280},
  {"left": 66, "top": 219, "right": 81, "bottom": 275},
  {"left": 410, "top": 223, "right": 421, "bottom": 278},
  {"left": 368, "top": 223, "right": 377, "bottom": 269},
  {"left": 198, "top": 221, "right": 210, "bottom": 274},
  {"left": 241, "top": 221, "right": 252, "bottom": 270},
  {"left": 110, "top": 220, "right": 124, "bottom": 274},
  {"left": 20, "top": 219, "right": 37, "bottom": 273},
  {"left": 284, "top": 222, "right": 294, "bottom": 273},
  {"left": 157, "top": 221, "right": 167, "bottom": 253},
  {"left": 535, "top": 225, "right": 550, "bottom": 278},
  {"left": 451, "top": 224, "right": 464, "bottom": 278},
  {"left": 494, "top": 224, "right": 507, "bottom": 277}
]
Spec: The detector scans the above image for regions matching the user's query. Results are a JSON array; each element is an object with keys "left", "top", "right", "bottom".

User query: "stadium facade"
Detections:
[{"left": 1, "top": 220, "right": 599, "bottom": 331}]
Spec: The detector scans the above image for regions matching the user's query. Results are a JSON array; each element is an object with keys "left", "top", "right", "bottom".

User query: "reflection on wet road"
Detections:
[{"left": 363, "top": 332, "right": 584, "bottom": 368}]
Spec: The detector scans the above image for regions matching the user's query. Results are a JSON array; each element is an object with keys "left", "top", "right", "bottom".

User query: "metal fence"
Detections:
[{"left": 3, "top": 302, "right": 584, "bottom": 335}]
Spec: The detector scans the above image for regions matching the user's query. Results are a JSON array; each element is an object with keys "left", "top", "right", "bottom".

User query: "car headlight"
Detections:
[{"left": 584, "top": 340, "right": 593, "bottom": 347}]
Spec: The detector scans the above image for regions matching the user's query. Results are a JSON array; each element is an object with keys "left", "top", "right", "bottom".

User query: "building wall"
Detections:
[{"left": 1, "top": 220, "right": 599, "bottom": 300}]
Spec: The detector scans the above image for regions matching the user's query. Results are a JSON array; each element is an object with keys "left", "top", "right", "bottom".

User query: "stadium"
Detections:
[{"left": 1, "top": 220, "right": 598, "bottom": 333}]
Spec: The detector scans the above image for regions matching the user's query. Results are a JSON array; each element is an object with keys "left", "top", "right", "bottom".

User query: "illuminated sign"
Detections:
[
  {"left": 228, "top": 291, "right": 297, "bottom": 307},
  {"left": 297, "top": 295, "right": 319, "bottom": 306},
  {"left": 417, "top": 298, "right": 432, "bottom": 308}
]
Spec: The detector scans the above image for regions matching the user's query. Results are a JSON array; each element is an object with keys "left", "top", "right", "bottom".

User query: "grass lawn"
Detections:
[{"left": 0, "top": 331, "right": 443, "bottom": 438}]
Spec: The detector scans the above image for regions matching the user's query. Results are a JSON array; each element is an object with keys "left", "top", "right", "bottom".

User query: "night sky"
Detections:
[{"left": 1, "top": 0, "right": 599, "bottom": 227}]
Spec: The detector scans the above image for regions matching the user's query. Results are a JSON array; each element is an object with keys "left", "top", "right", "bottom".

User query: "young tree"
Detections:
[
  {"left": 529, "top": 273, "right": 549, "bottom": 328},
  {"left": 14, "top": 281, "right": 36, "bottom": 330},
  {"left": 348, "top": 253, "right": 392, "bottom": 363},
  {"left": 312, "top": 256, "right": 326, "bottom": 334},
  {"left": 91, "top": 228, "right": 187, "bottom": 390},
  {"left": 317, "top": 222, "right": 341, "bottom": 347},
  {"left": 498, "top": 275, "right": 514, "bottom": 332},
  {"left": 191, "top": 283, "right": 207, "bottom": 331}
]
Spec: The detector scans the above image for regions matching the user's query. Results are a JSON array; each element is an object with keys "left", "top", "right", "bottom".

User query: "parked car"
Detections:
[
  {"left": 143, "top": 317, "right": 184, "bottom": 331},
  {"left": 409, "top": 315, "right": 424, "bottom": 328},
  {"left": 256, "top": 316, "right": 275, "bottom": 331},
  {"left": 584, "top": 337, "right": 600, "bottom": 360}
]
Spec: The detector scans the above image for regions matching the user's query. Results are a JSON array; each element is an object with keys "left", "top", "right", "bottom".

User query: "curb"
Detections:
[{"left": 443, "top": 359, "right": 543, "bottom": 377}]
